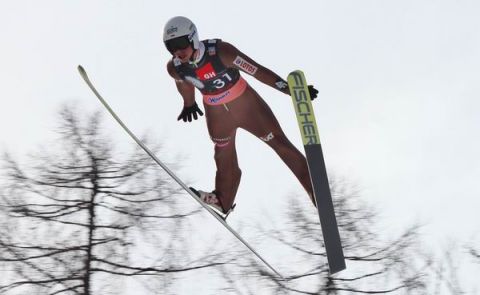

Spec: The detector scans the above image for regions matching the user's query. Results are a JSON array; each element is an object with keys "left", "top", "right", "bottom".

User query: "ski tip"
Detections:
[
  {"left": 77, "top": 65, "right": 86, "bottom": 75},
  {"left": 288, "top": 69, "right": 304, "bottom": 77}
]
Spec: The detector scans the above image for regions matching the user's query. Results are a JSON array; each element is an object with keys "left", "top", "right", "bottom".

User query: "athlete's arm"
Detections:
[
  {"left": 217, "top": 41, "right": 291, "bottom": 95},
  {"left": 167, "top": 61, "right": 196, "bottom": 106},
  {"left": 167, "top": 61, "right": 204, "bottom": 122}
]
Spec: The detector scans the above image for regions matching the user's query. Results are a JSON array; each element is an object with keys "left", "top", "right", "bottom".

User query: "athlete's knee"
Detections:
[
  {"left": 264, "top": 132, "right": 301, "bottom": 158},
  {"left": 260, "top": 131, "right": 275, "bottom": 143},
  {"left": 211, "top": 135, "right": 232, "bottom": 148},
  {"left": 260, "top": 131, "right": 290, "bottom": 148},
  {"left": 212, "top": 139, "right": 238, "bottom": 167}
]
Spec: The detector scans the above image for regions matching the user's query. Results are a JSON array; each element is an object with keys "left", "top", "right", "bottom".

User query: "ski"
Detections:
[
  {"left": 77, "top": 65, "right": 284, "bottom": 279},
  {"left": 287, "top": 70, "right": 346, "bottom": 274}
]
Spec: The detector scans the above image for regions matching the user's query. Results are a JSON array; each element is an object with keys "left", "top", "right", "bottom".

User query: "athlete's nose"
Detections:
[{"left": 174, "top": 49, "right": 185, "bottom": 59}]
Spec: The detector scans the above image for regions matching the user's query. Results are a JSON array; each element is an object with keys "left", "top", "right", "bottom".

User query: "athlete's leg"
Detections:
[
  {"left": 212, "top": 132, "right": 242, "bottom": 211},
  {"left": 231, "top": 87, "right": 315, "bottom": 205},
  {"left": 205, "top": 105, "right": 242, "bottom": 212}
]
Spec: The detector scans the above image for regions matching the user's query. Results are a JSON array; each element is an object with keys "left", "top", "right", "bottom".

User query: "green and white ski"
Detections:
[{"left": 287, "top": 70, "right": 346, "bottom": 274}]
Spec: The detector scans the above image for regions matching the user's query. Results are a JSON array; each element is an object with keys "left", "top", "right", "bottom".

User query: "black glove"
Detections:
[
  {"left": 177, "top": 102, "right": 204, "bottom": 122},
  {"left": 308, "top": 85, "right": 319, "bottom": 100}
]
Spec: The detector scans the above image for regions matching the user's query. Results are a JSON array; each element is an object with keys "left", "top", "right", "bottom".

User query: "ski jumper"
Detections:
[{"left": 173, "top": 39, "right": 313, "bottom": 212}]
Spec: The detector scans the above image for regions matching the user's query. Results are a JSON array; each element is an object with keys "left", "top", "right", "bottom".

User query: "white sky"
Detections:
[{"left": 1, "top": 0, "right": 479, "bottom": 292}]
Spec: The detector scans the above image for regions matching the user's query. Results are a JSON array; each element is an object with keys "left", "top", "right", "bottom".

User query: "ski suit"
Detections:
[{"left": 170, "top": 39, "right": 313, "bottom": 212}]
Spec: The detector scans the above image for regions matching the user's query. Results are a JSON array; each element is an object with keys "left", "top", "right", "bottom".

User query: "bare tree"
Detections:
[
  {"left": 4, "top": 104, "right": 475, "bottom": 294},
  {"left": 0, "top": 105, "right": 228, "bottom": 295},
  {"left": 470, "top": 248, "right": 480, "bottom": 261},
  {"left": 429, "top": 243, "right": 466, "bottom": 295},
  {"left": 228, "top": 177, "right": 430, "bottom": 294}
]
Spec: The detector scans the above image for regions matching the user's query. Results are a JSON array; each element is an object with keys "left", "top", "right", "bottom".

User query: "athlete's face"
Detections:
[
  {"left": 165, "top": 35, "right": 195, "bottom": 62},
  {"left": 173, "top": 45, "right": 194, "bottom": 63}
]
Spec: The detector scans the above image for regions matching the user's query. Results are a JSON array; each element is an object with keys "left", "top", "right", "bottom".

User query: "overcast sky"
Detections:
[{"left": 1, "top": 0, "right": 479, "bottom": 292}]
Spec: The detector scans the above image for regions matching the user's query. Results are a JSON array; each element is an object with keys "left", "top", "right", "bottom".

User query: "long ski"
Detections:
[
  {"left": 77, "top": 65, "right": 283, "bottom": 279},
  {"left": 287, "top": 70, "right": 346, "bottom": 274}
]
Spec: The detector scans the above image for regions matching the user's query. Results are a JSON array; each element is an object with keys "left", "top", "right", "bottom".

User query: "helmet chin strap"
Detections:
[{"left": 189, "top": 42, "right": 205, "bottom": 66}]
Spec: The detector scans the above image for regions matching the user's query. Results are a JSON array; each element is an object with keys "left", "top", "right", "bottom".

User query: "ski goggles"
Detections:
[{"left": 165, "top": 36, "right": 191, "bottom": 53}]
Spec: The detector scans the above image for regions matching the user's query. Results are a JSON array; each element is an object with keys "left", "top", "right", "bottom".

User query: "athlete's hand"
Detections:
[
  {"left": 177, "top": 102, "right": 204, "bottom": 122},
  {"left": 308, "top": 85, "right": 319, "bottom": 100}
]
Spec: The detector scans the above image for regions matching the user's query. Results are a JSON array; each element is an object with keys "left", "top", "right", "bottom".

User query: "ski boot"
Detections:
[{"left": 189, "top": 187, "right": 236, "bottom": 220}]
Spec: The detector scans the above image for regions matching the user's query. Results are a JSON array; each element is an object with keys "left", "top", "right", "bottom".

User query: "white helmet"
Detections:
[{"left": 163, "top": 16, "right": 200, "bottom": 52}]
